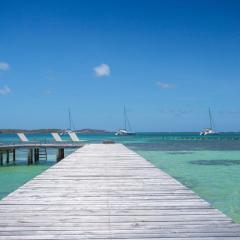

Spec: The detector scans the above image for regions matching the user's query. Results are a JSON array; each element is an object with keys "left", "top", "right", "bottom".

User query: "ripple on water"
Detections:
[
  {"left": 190, "top": 160, "right": 240, "bottom": 166},
  {"left": 168, "top": 151, "right": 193, "bottom": 155}
]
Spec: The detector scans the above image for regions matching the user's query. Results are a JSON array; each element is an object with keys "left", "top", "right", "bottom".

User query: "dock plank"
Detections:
[{"left": 0, "top": 143, "right": 240, "bottom": 239}]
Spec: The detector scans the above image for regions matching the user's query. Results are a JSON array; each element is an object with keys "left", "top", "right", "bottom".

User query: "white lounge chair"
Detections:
[
  {"left": 17, "top": 133, "right": 29, "bottom": 142},
  {"left": 51, "top": 132, "right": 63, "bottom": 142},
  {"left": 68, "top": 132, "right": 80, "bottom": 142}
]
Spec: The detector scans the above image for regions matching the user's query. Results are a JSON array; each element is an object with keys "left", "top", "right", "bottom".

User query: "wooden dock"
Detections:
[
  {"left": 0, "top": 143, "right": 84, "bottom": 165},
  {"left": 0, "top": 142, "right": 84, "bottom": 150},
  {"left": 0, "top": 143, "right": 240, "bottom": 239}
]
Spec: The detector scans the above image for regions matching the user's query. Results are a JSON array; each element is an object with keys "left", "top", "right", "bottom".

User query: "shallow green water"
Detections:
[
  {"left": 0, "top": 164, "right": 51, "bottom": 199},
  {"left": 0, "top": 148, "right": 75, "bottom": 200},
  {"left": 135, "top": 150, "right": 240, "bottom": 223},
  {"left": 1, "top": 132, "right": 240, "bottom": 223}
]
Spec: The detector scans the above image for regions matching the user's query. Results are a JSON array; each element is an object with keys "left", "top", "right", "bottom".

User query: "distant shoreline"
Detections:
[
  {"left": 0, "top": 129, "right": 112, "bottom": 134},
  {"left": 1, "top": 130, "right": 240, "bottom": 134}
]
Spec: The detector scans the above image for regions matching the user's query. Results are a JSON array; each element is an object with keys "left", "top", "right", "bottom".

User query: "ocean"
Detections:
[{"left": 1, "top": 132, "right": 240, "bottom": 223}]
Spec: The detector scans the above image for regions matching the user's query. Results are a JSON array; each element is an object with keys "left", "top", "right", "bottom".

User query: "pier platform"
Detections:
[
  {"left": 0, "top": 142, "right": 84, "bottom": 150},
  {"left": 0, "top": 143, "right": 240, "bottom": 239},
  {"left": 0, "top": 142, "right": 84, "bottom": 165}
]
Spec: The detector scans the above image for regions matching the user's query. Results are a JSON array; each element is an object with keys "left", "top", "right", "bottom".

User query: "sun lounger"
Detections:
[
  {"left": 51, "top": 132, "right": 63, "bottom": 142},
  {"left": 17, "top": 133, "right": 29, "bottom": 142},
  {"left": 68, "top": 132, "right": 80, "bottom": 142}
]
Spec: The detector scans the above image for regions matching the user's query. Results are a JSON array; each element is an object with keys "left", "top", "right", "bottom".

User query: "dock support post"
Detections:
[
  {"left": 57, "top": 148, "right": 64, "bottom": 162},
  {"left": 0, "top": 152, "right": 3, "bottom": 166},
  {"left": 6, "top": 150, "right": 10, "bottom": 164},
  {"left": 34, "top": 148, "right": 39, "bottom": 163},
  {"left": 28, "top": 149, "right": 33, "bottom": 165},
  {"left": 12, "top": 149, "right": 16, "bottom": 164}
]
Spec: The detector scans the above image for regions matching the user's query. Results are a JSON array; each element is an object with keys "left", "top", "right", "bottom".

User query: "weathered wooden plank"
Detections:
[{"left": 0, "top": 143, "right": 239, "bottom": 239}]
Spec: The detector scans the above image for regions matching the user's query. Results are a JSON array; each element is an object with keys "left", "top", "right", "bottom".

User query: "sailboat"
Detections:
[
  {"left": 115, "top": 106, "right": 136, "bottom": 136},
  {"left": 200, "top": 108, "right": 216, "bottom": 136},
  {"left": 61, "top": 109, "right": 75, "bottom": 135}
]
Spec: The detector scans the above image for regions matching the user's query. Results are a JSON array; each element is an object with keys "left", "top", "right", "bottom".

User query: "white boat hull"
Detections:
[
  {"left": 200, "top": 128, "right": 216, "bottom": 136},
  {"left": 115, "top": 129, "right": 136, "bottom": 136}
]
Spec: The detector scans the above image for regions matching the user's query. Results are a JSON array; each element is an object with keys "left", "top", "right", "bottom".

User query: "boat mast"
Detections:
[
  {"left": 68, "top": 108, "right": 72, "bottom": 130},
  {"left": 209, "top": 108, "right": 213, "bottom": 130},
  {"left": 124, "top": 105, "right": 127, "bottom": 130}
]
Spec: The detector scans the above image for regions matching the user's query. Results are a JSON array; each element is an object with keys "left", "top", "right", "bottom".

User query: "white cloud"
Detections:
[
  {"left": 46, "top": 70, "right": 56, "bottom": 81},
  {"left": 156, "top": 81, "right": 175, "bottom": 89},
  {"left": 159, "top": 108, "right": 193, "bottom": 115},
  {"left": 217, "top": 110, "right": 240, "bottom": 115},
  {"left": 43, "top": 89, "right": 52, "bottom": 95},
  {"left": 0, "top": 62, "right": 10, "bottom": 71},
  {"left": 94, "top": 64, "right": 110, "bottom": 77},
  {"left": 0, "top": 85, "right": 11, "bottom": 95}
]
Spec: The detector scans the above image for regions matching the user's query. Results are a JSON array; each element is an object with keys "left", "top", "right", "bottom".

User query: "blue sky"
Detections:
[{"left": 0, "top": 0, "right": 240, "bottom": 131}]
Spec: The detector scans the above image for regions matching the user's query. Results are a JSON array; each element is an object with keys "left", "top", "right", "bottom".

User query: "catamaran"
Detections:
[
  {"left": 200, "top": 108, "right": 216, "bottom": 136},
  {"left": 58, "top": 109, "right": 82, "bottom": 142},
  {"left": 61, "top": 109, "right": 75, "bottom": 135},
  {"left": 115, "top": 106, "right": 136, "bottom": 136}
]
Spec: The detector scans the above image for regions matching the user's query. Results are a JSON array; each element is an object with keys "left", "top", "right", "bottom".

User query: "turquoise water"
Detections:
[
  {"left": 0, "top": 164, "right": 51, "bottom": 199},
  {"left": 1, "top": 132, "right": 240, "bottom": 223},
  {"left": 134, "top": 150, "right": 240, "bottom": 223},
  {"left": 0, "top": 147, "right": 75, "bottom": 199}
]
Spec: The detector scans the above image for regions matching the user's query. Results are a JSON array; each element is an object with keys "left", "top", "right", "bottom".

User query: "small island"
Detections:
[{"left": 0, "top": 129, "right": 112, "bottom": 134}]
